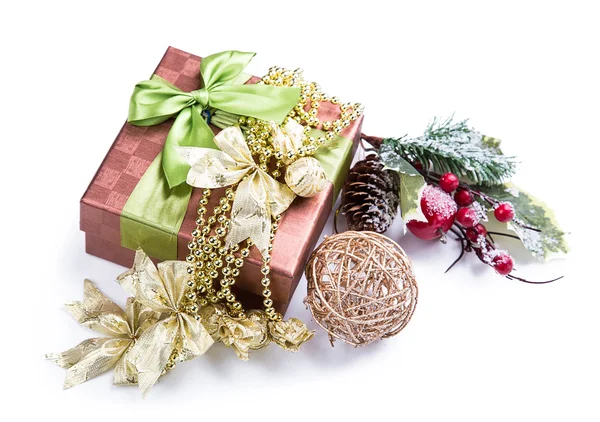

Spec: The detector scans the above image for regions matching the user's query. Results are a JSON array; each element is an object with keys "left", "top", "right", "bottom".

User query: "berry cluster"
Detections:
[{"left": 407, "top": 172, "right": 517, "bottom": 277}]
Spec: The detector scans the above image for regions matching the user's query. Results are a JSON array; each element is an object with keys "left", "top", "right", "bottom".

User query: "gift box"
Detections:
[{"left": 80, "top": 47, "right": 363, "bottom": 314}]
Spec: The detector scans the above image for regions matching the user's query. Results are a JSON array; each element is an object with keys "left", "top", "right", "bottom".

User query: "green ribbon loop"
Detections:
[
  {"left": 311, "top": 130, "right": 355, "bottom": 202},
  {"left": 128, "top": 51, "right": 301, "bottom": 188}
]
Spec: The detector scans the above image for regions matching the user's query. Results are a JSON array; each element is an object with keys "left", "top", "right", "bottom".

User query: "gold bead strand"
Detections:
[
  {"left": 272, "top": 150, "right": 283, "bottom": 179},
  {"left": 187, "top": 188, "right": 214, "bottom": 304},
  {"left": 187, "top": 188, "right": 237, "bottom": 306},
  {"left": 261, "top": 215, "right": 282, "bottom": 321},
  {"left": 260, "top": 66, "right": 364, "bottom": 149},
  {"left": 213, "top": 187, "right": 237, "bottom": 310},
  {"left": 215, "top": 245, "right": 246, "bottom": 318},
  {"left": 163, "top": 348, "right": 180, "bottom": 374},
  {"left": 218, "top": 248, "right": 237, "bottom": 303},
  {"left": 223, "top": 239, "right": 253, "bottom": 318},
  {"left": 202, "top": 190, "right": 235, "bottom": 304}
]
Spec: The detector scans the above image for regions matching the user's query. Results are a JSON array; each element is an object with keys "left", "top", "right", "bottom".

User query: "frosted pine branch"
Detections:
[{"left": 383, "top": 116, "right": 517, "bottom": 186}]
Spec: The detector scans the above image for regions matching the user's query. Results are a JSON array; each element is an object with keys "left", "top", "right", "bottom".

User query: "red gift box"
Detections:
[{"left": 80, "top": 47, "right": 363, "bottom": 314}]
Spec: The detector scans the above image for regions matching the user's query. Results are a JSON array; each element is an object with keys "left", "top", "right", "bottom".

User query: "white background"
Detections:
[{"left": 2, "top": 1, "right": 598, "bottom": 421}]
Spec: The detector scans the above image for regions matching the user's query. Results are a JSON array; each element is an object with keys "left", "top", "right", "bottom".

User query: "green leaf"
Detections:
[
  {"left": 476, "top": 183, "right": 568, "bottom": 260},
  {"left": 379, "top": 144, "right": 427, "bottom": 226}
]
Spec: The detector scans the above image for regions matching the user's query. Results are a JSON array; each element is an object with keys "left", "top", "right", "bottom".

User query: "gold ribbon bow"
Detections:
[
  {"left": 178, "top": 126, "right": 296, "bottom": 257},
  {"left": 117, "top": 250, "right": 214, "bottom": 396},
  {"left": 46, "top": 279, "right": 161, "bottom": 389}
]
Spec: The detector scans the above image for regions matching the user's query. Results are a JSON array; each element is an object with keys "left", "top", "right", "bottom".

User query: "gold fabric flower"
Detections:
[
  {"left": 268, "top": 318, "right": 315, "bottom": 352},
  {"left": 178, "top": 126, "right": 295, "bottom": 258},
  {"left": 46, "top": 279, "right": 160, "bottom": 389},
  {"left": 198, "top": 303, "right": 228, "bottom": 341},
  {"left": 117, "top": 250, "right": 214, "bottom": 396},
  {"left": 246, "top": 310, "right": 271, "bottom": 351},
  {"left": 199, "top": 306, "right": 271, "bottom": 359},
  {"left": 217, "top": 316, "right": 264, "bottom": 360}
]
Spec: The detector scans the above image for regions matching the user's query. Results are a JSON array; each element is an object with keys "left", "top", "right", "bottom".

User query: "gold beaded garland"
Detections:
[
  {"left": 181, "top": 64, "right": 362, "bottom": 325},
  {"left": 261, "top": 66, "right": 363, "bottom": 139}
]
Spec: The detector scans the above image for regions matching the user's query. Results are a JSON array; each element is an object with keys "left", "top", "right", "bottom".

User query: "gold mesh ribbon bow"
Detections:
[
  {"left": 46, "top": 279, "right": 161, "bottom": 389},
  {"left": 178, "top": 126, "right": 296, "bottom": 258},
  {"left": 117, "top": 250, "right": 214, "bottom": 396}
]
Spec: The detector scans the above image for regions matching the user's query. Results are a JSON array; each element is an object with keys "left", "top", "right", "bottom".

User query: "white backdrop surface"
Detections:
[{"left": 2, "top": 1, "right": 598, "bottom": 421}]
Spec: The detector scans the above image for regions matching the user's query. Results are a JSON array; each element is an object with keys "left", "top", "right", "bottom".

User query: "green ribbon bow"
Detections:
[{"left": 128, "top": 51, "right": 301, "bottom": 188}]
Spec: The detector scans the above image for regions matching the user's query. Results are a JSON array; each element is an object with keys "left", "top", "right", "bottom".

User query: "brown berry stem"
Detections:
[
  {"left": 333, "top": 208, "right": 342, "bottom": 234},
  {"left": 445, "top": 226, "right": 467, "bottom": 273},
  {"left": 515, "top": 224, "right": 542, "bottom": 232},
  {"left": 486, "top": 231, "right": 521, "bottom": 241},
  {"left": 360, "top": 133, "right": 384, "bottom": 149},
  {"left": 445, "top": 223, "right": 561, "bottom": 284},
  {"left": 506, "top": 274, "right": 564, "bottom": 284}
]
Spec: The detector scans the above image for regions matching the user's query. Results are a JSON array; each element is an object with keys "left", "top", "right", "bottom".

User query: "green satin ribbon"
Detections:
[
  {"left": 121, "top": 50, "right": 351, "bottom": 259},
  {"left": 121, "top": 152, "right": 192, "bottom": 260},
  {"left": 312, "top": 130, "right": 354, "bottom": 202},
  {"left": 128, "top": 50, "right": 301, "bottom": 188},
  {"left": 120, "top": 131, "right": 353, "bottom": 260}
]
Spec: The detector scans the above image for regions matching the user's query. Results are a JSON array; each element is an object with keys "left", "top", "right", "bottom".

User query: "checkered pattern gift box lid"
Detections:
[{"left": 80, "top": 47, "right": 363, "bottom": 315}]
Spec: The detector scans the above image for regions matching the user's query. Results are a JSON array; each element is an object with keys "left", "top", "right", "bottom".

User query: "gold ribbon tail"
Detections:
[
  {"left": 126, "top": 314, "right": 214, "bottom": 397},
  {"left": 48, "top": 338, "right": 131, "bottom": 389},
  {"left": 112, "top": 347, "right": 139, "bottom": 386},
  {"left": 177, "top": 313, "right": 214, "bottom": 360},
  {"left": 261, "top": 170, "right": 296, "bottom": 216},
  {"left": 126, "top": 318, "right": 178, "bottom": 397},
  {"left": 226, "top": 172, "right": 271, "bottom": 256}
]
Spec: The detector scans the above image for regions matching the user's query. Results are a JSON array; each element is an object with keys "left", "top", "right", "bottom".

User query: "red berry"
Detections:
[
  {"left": 466, "top": 223, "right": 487, "bottom": 243},
  {"left": 439, "top": 172, "right": 460, "bottom": 193},
  {"left": 406, "top": 185, "right": 458, "bottom": 240},
  {"left": 456, "top": 207, "right": 479, "bottom": 228},
  {"left": 454, "top": 189, "right": 473, "bottom": 206},
  {"left": 412, "top": 161, "right": 424, "bottom": 171},
  {"left": 492, "top": 252, "right": 514, "bottom": 275},
  {"left": 494, "top": 203, "right": 515, "bottom": 223}
]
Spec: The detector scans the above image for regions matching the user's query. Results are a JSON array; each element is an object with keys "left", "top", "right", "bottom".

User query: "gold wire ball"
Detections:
[{"left": 304, "top": 231, "right": 418, "bottom": 347}]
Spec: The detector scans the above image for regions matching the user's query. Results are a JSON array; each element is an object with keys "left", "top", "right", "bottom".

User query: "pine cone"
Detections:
[{"left": 341, "top": 154, "right": 400, "bottom": 233}]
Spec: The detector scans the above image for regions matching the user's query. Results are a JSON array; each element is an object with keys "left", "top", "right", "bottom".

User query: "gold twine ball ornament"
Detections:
[{"left": 304, "top": 231, "right": 418, "bottom": 346}]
